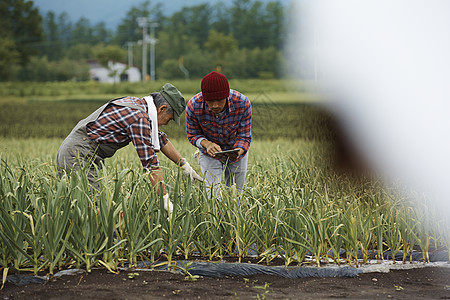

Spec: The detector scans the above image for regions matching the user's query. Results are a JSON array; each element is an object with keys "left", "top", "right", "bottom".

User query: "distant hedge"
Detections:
[{"left": 1, "top": 101, "right": 334, "bottom": 141}]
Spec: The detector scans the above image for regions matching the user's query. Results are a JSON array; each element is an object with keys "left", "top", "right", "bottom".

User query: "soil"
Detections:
[{"left": 1, "top": 266, "right": 449, "bottom": 300}]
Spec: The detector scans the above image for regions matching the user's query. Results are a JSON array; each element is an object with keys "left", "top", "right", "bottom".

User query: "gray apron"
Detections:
[{"left": 56, "top": 98, "right": 147, "bottom": 186}]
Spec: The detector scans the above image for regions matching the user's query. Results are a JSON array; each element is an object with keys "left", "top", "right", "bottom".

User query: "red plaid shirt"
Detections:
[
  {"left": 186, "top": 89, "right": 252, "bottom": 161},
  {"left": 86, "top": 96, "right": 168, "bottom": 170}
]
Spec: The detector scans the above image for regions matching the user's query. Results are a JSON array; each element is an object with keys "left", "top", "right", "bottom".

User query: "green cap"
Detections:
[{"left": 160, "top": 83, "right": 186, "bottom": 125}]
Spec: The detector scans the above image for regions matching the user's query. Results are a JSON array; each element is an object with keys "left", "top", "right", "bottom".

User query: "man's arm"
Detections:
[
  {"left": 185, "top": 98, "right": 207, "bottom": 147},
  {"left": 126, "top": 115, "right": 176, "bottom": 216},
  {"left": 127, "top": 118, "right": 161, "bottom": 170},
  {"left": 148, "top": 168, "right": 166, "bottom": 195},
  {"left": 161, "top": 140, "right": 203, "bottom": 182},
  {"left": 127, "top": 118, "right": 168, "bottom": 195},
  {"left": 160, "top": 140, "right": 184, "bottom": 165},
  {"left": 233, "top": 99, "right": 252, "bottom": 154}
]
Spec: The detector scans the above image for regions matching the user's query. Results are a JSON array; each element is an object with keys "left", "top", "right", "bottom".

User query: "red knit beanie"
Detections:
[{"left": 201, "top": 71, "right": 230, "bottom": 101}]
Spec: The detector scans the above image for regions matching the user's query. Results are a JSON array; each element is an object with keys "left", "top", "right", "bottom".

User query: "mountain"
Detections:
[{"left": 33, "top": 0, "right": 292, "bottom": 29}]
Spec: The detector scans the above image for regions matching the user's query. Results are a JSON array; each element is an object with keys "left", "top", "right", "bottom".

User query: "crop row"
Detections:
[{"left": 0, "top": 139, "right": 448, "bottom": 278}]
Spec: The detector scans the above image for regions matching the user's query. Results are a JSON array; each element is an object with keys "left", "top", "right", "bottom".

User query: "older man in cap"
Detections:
[
  {"left": 186, "top": 72, "right": 252, "bottom": 199},
  {"left": 57, "top": 83, "right": 202, "bottom": 214}
]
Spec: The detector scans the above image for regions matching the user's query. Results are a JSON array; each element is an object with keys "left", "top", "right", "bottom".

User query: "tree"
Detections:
[
  {"left": 3, "top": 0, "right": 289, "bottom": 82},
  {"left": 210, "top": 2, "right": 231, "bottom": 34},
  {"left": 94, "top": 45, "right": 126, "bottom": 66},
  {"left": 0, "top": 0, "right": 43, "bottom": 65},
  {"left": 66, "top": 44, "right": 95, "bottom": 60},
  {"left": 20, "top": 56, "right": 52, "bottom": 81},
  {"left": 156, "top": 31, "right": 200, "bottom": 66},
  {"left": 263, "top": 1, "right": 285, "bottom": 50},
  {"left": 56, "top": 12, "right": 73, "bottom": 48},
  {"left": 91, "top": 22, "right": 112, "bottom": 45},
  {"left": 228, "top": 0, "right": 254, "bottom": 48},
  {"left": 240, "top": 1, "right": 266, "bottom": 48},
  {"left": 41, "top": 11, "right": 64, "bottom": 61},
  {"left": 72, "top": 17, "right": 94, "bottom": 44},
  {"left": 114, "top": 1, "right": 163, "bottom": 46},
  {"left": 0, "top": 36, "right": 20, "bottom": 80},
  {"left": 167, "top": 4, "right": 211, "bottom": 46},
  {"left": 223, "top": 46, "right": 284, "bottom": 79},
  {"left": 227, "top": 0, "right": 284, "bottom": 50},
  {"left": 158, "top": 59, "right": 185, "bottom": 79},
  {"left": 182, "top": 49, "right": 216, "bottom": 78},
  {"left": 204, "top": 30, "right": 238, "bottom": 64},
  {"left": 19, "top": 56, "right": 89, "bottom": 81},
  {"left": 223, "top": 48, "right": 252, "bottom": 78},
  {"left": 54, "top": 58, "right": 90, "bottom": 81}
]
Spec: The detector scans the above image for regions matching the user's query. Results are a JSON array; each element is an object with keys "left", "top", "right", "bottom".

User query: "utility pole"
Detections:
[
  {"left": 136, "top": 17, "right": 149, "bottom": 81},
  {"left": 126, "top": 42, "right": 135, "bottom": 67},
  {"left": 149, "top": 22, "right": 159, "bottom": 81}
]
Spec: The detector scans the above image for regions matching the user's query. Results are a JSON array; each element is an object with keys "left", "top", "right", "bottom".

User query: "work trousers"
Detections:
[{"left": 198, "top": 152, "right": 249, "bottom": 200}]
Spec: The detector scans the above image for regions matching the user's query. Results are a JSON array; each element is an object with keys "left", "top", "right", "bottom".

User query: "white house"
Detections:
[{"left": 88, "top": 60, "right": 141, "bottom": 83}]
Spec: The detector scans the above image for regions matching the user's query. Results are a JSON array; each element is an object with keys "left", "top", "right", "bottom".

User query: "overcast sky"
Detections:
[{"left": 33, "top": 0, "right": 292, "bottom": 29}]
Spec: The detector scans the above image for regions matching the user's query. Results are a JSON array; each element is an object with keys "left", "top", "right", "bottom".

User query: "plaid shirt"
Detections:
[
  {"left": 186, "top": 89, "right": 252, "bottom": 161},
  {"left": 86, "top": 96, "right": 168, "bottom": 170}
]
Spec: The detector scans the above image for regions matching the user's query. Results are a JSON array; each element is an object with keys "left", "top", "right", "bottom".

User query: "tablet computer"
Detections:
[{"left": 214, "top": 149, "right": 240, "bottom": 155}]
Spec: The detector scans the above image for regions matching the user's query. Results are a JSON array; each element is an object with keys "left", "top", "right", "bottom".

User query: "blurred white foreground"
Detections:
[{"left": 288, "top": 0, "right": 450, "bottom": 220}]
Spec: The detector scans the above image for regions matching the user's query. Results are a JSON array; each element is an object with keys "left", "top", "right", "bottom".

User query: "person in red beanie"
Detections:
[{"left": 186, "top": 71, "right": 252, "bottom": 199}]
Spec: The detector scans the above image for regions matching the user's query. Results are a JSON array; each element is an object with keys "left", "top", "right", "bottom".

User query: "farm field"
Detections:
[
  {"left": 1, "top": 136, "right": 448, "bottom": 267},
  {"left": 2, "top": 136, "right": 449, "bottom": 299},
  {"left": 0, "top": 81, "right": 449, "bottom": 298}
]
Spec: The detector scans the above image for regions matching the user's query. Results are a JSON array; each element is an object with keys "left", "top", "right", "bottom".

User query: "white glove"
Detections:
[
  {"left": 181, "top": 160, "right": 203, "bottom": 182},
  {"left": 194, "top": 149, "right": 200, "bottom": 165},
  {"left": 163, "top": 193, "right": 173, "bottom": 217}
]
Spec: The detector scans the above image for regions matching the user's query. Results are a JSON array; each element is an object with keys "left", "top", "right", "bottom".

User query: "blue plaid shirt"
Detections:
[{"left": 186, "top": 89, "right": 252, "bottom": 161}]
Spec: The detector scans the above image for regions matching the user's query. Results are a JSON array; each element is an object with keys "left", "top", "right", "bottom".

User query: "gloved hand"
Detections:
[
  {"left": 181, "top": 160, "right": 203, "bottom": 182},
  {"left": 163, "top": 193, "right": 173, "bottom": 217},
  {"left": 194, "top": 149, "right": 200, "bottom": 164}
]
